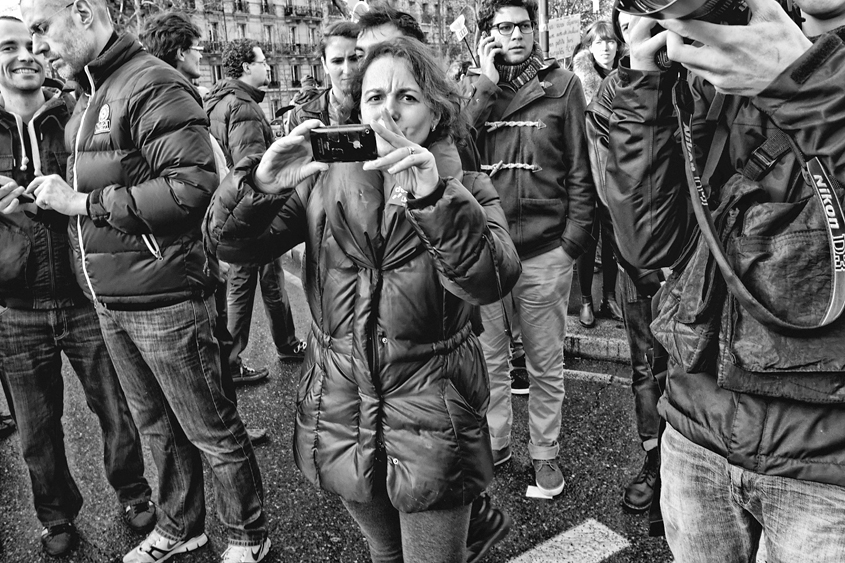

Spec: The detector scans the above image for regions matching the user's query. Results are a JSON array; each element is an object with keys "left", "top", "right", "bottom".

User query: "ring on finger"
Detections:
[{"left": 407, "top": 147, "right": 415, "bottom": 156}]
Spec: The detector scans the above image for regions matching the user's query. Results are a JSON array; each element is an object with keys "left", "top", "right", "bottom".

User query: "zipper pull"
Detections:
[{"left": 20, "top": 156, "right": 29, "bottom": 171}]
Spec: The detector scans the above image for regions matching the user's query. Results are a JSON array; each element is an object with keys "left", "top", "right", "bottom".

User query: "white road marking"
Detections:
[{"left": 508, "top": 518, "right": 630, "bottom": 563}]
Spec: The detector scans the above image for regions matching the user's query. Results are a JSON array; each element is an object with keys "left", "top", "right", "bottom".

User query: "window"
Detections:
[
  {"left": 292, "top": 64, "right": 301, "bottom": 86},
  {"left": 212, "top": 65, "right": 224, "bottom": 82},
  {"left": 238, "top": 23, "right": 246, "bottom": 38},
  {"left": 308, "top": 27, "right": 316, "bottom": 46},
  {"left": 264, "top": 25, "right": 274, "bottom": 44},
  {"left": 269, "top": 64, "right": 278, "bottom": 85},
  {"left": 209, "top": 22, "right": 220, "bottom": 42},
  {"left": 289, "top": 26, "right": 297, "bottom": 44}
]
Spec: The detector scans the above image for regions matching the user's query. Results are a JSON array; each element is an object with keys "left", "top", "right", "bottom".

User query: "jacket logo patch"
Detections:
[{"left": 94, "top": 104, "right": 111, "bottom": 135}]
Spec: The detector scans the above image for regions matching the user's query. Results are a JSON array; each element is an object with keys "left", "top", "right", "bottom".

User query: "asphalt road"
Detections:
[{"left": 0, "top": 259, "right": 674, "bottom": 563}]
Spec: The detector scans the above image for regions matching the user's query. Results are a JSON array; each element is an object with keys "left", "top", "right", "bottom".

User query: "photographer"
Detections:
[{"left": 606, "top": 0, "right": 845, "bottom": 559}]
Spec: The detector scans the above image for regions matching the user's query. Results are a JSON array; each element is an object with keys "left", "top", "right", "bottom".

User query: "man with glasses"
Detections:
[
  {"left": 463, "top": 0, "right": 595, "bottom": 497},
  {"left": 206, "top": 38, "right": 306, "bottom": 388},
  {"left": 19, "top": 0, "right": 269, "bottom": 561}
]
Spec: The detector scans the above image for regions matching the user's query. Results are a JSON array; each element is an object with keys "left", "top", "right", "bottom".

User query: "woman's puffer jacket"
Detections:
[{"left": 205, "top": 152, "right": 521, "bottom": 512}]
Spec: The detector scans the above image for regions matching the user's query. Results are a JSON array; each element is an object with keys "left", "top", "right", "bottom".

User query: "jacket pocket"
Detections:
[
  {"left": 0, "top": 221, "right": 31, "bottom": 290},
  {"left": 517, "top": 198, "right": 565, "bottom": 247},
  {"left": 650, "top": 234, "right": 724, "bottom": 374}
]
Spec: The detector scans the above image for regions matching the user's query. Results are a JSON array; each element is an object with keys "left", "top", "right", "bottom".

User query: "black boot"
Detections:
[
  {"left": 600, "top": 292, "right": 624, "bottom": 321},
  {"left": 622, "top": 448, "right": 660, "bottom": 514},
  {"left": 579, "top": 296, "right": 595, "bottom": 328},
  {"left": 466, "top": 493, "right": 512, "bottom": 563}
]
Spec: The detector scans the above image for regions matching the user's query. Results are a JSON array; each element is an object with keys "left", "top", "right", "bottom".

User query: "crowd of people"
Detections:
[{"left": 0, "top": 0, "right": 843, "bottom": 561}]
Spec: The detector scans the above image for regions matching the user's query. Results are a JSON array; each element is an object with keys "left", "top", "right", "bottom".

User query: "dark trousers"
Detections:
[
  {"left": 577, "top": 203, "right": 619, "bottom": 301},
  {"left": 226, "top": 257, "right": 296, "bottom": 370},
  {"left": 0, "top": 304, "right": 151, "bottom": 526},
  {"left": 619, "top": 270, "right": 661, "bottom": 447}
]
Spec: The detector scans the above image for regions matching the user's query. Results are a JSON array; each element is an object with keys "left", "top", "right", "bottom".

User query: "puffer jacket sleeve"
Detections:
[
  {"left": 227, "top": 102, "right": 271, "bottom": 166},
  {"left": 405, "top": 172, "right": 520, "bottom": 305},
  {"left": 87, "top": 79, "right": 217, "bottom": 235},
  {"left": 203, "top": 156, "right": 309, "bottom": 266}
]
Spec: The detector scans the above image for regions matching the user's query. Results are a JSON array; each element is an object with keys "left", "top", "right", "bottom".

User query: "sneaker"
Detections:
[
  {"left": 278, "top": 340, "right": 306, "bottom": 361},
  {"left": 41, "top": 522, "right": 77, "bottom": 557},
  {"left": 247, "top": 427, "right": 269, "bottom": 446},
  {"left": 221, "top": 537, "right": 271, "bottom": 562},
  {"left": 533, "top": 459, "right": 565, "bottom": 497},
  {"left": 622, "top": 448, "right": 660, "bottom": 514},
  {"left": 492, "top": 445, "right": 512, "bottom": 467},
  {"left": 466, "top": 494, "right": 512, "bottom": 563},
  {"left": 123, "top": 530, "right": 208, "bottom": 563},
  {"left": 124, "top": 501, "right": 157, "bottom": 534},
  {"left": 231, "top": 365, "right": 269, "bottom": 385},
  {"left": 510, "top": 369, "right": 529, "bottom": 395}
]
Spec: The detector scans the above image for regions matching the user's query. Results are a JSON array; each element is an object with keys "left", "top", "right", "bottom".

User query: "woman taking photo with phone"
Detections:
[{"left": 205, "top": 37, "right": 520, "bottom": 562}]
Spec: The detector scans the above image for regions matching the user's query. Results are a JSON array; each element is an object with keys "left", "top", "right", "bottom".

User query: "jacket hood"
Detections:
[
  {"left": 205, "top": 78, "right": 266, "bottom": 114},
  {"left": 572, "top": 50, "right": 604, "bottom": 104}
]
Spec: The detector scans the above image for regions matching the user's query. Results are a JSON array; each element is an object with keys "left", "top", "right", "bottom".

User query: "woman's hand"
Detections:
[
  {"left": 254, "top": 119, "right": 329, "bottom": 194},
  {"left": 362, "top": 109, "right": 440, "bottom": 199}
]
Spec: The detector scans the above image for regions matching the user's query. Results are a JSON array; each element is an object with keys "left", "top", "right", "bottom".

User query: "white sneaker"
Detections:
[
  {"left": 123, "top": 530, "right": 208, "bottom": 563},
  {"left": 221, "top": 537, "right": 271, "bottom": 562}
]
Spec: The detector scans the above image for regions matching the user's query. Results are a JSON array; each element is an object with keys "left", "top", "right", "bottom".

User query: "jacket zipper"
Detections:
[
  {"left": 369, "top": 270, "right": 386, "bottom": 454},
  {"left": 73, "top": 67, "right": 99, "bottom": 306},
  {"left": 141, "top": 233, "right": 163, "bottom": 260}
]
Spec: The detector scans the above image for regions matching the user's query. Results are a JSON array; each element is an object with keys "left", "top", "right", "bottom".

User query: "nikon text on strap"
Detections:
[{"left": 671, "top": 73, "right": 845, "bottom": 332}]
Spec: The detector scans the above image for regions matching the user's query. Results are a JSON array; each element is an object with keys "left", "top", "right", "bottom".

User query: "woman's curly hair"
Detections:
[{"left": 343, "top": 37, "right": 468, "bottom": 147}]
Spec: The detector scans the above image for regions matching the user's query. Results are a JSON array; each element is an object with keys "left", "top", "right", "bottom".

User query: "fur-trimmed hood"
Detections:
[{"left": 572, "top": 50, "right": 605, "bottom": 104}]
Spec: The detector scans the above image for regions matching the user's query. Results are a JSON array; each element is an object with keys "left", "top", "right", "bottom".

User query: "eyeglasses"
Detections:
[
  {"left": 490, "top": 21, "right": 534, "bottom": 36},
  {"left": 188, "top": 45, "right": 204, "bottom": 52},
  {"left": 30, "top": 2, "right": 75, "bottom": 38}
]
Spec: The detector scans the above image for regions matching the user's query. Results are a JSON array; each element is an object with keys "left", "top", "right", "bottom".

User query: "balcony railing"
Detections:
[{"left": 203, "top": 40, "right": 226, "bottom": 53}]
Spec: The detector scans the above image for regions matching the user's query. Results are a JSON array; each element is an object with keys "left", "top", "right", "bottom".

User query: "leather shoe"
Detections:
[
  {"left": 600, "top": 293, "right": 624, "bottom": 321},
  {"left": 622, "top": 448, "right": 660, "bottom": 513},
  {"left": 466, "top": 493, "right": 512, "bottom": 563},
  {"left": 579, "top": 299, "right": 595, "bottom": 328}
]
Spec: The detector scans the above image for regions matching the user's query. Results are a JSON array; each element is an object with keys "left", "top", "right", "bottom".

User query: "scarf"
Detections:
[{"left": 495, "top": 45, "right": 545, "bottom": 91}]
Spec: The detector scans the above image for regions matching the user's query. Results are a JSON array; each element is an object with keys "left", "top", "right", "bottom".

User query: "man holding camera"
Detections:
[{"left": 606, "top": 0, "right": 845, "bottom": 559}]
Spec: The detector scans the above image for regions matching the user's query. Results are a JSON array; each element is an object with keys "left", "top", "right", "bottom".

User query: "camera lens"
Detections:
[{"left": 615, "top": 0, "right": 745, "bottom": 22}]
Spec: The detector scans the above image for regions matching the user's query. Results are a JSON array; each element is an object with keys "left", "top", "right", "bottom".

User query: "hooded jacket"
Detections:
[
  {"left": 462, "top": 60, "right": 595, "bottom": 260},
  {"left": 205, "top": 78, "right": 273, "bottom": 168},
  {"left": 606, "top": 29, "right": 845, "bottom": 487},
  {"left": 571, "top": 49, "right": 606, "bottom": 105},
  {"left": 0, "top": 85, "right": 84, "bottom": 309},
  {"left": 204, "top": 143, "right": 521, "bottom": 512},
  {"left": 66, "top": 33, "right": 218, "bottom": 307}
]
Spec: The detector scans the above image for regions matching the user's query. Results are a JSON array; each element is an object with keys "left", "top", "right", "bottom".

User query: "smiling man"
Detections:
[
  {"left": 463, "top": 0, "right": 595, "bottom": 498},
  {"left": 0, "top": 14, "right": 153, "bottom": 557}
]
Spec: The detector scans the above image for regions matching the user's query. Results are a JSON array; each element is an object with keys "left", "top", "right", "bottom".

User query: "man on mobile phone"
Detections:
[
  {"left": 463, "top": 0, "right": 595, "bottom": 498},
  {"left": 606, "top": 0, "right": 845, "bottom": 558}
]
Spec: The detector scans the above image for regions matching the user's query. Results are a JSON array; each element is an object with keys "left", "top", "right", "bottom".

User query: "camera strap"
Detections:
[{"left": 672, "top": 73, "right": 845, "bottom": 331}]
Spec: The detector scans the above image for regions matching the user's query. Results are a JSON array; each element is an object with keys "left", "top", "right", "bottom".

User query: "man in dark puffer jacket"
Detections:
[
  {"left": 206, "top": 38, "right": 305, "bottom": 383},
  {"left": 20, "top": 1, "right": 269, "bottom": 561},
  {"left": 606, "top": 0, "right": 845, "bottom": 559},
  {"left": 0, "top": 15, "right": 153, "bottom": 557}
]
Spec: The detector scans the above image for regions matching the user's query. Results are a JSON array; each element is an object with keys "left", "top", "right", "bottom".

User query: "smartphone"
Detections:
[{"left": 310, "top": 124, "right": 378, "bottom": 163}]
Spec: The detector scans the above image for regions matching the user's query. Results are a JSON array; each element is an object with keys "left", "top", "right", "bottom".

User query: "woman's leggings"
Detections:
[
  {"left": 341, "top": 488, "right": 471, "bottom": 563},
  {"left": 577, "top": 203, "right": 618, "bottom": 300}
]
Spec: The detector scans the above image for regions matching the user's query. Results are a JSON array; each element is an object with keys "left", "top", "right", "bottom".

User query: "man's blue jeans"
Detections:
[
  {"left": 95, "top": 296, "right": 266, "bottom": 545},
  {"left": 661, "top": 423, "right": 845, "bottom": 562},
  {"left": 226, "top": 256, "right": 297, "bottom": 370},
  {"left": 0, "top": 304, "right": 150, "bottom": 527}
]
